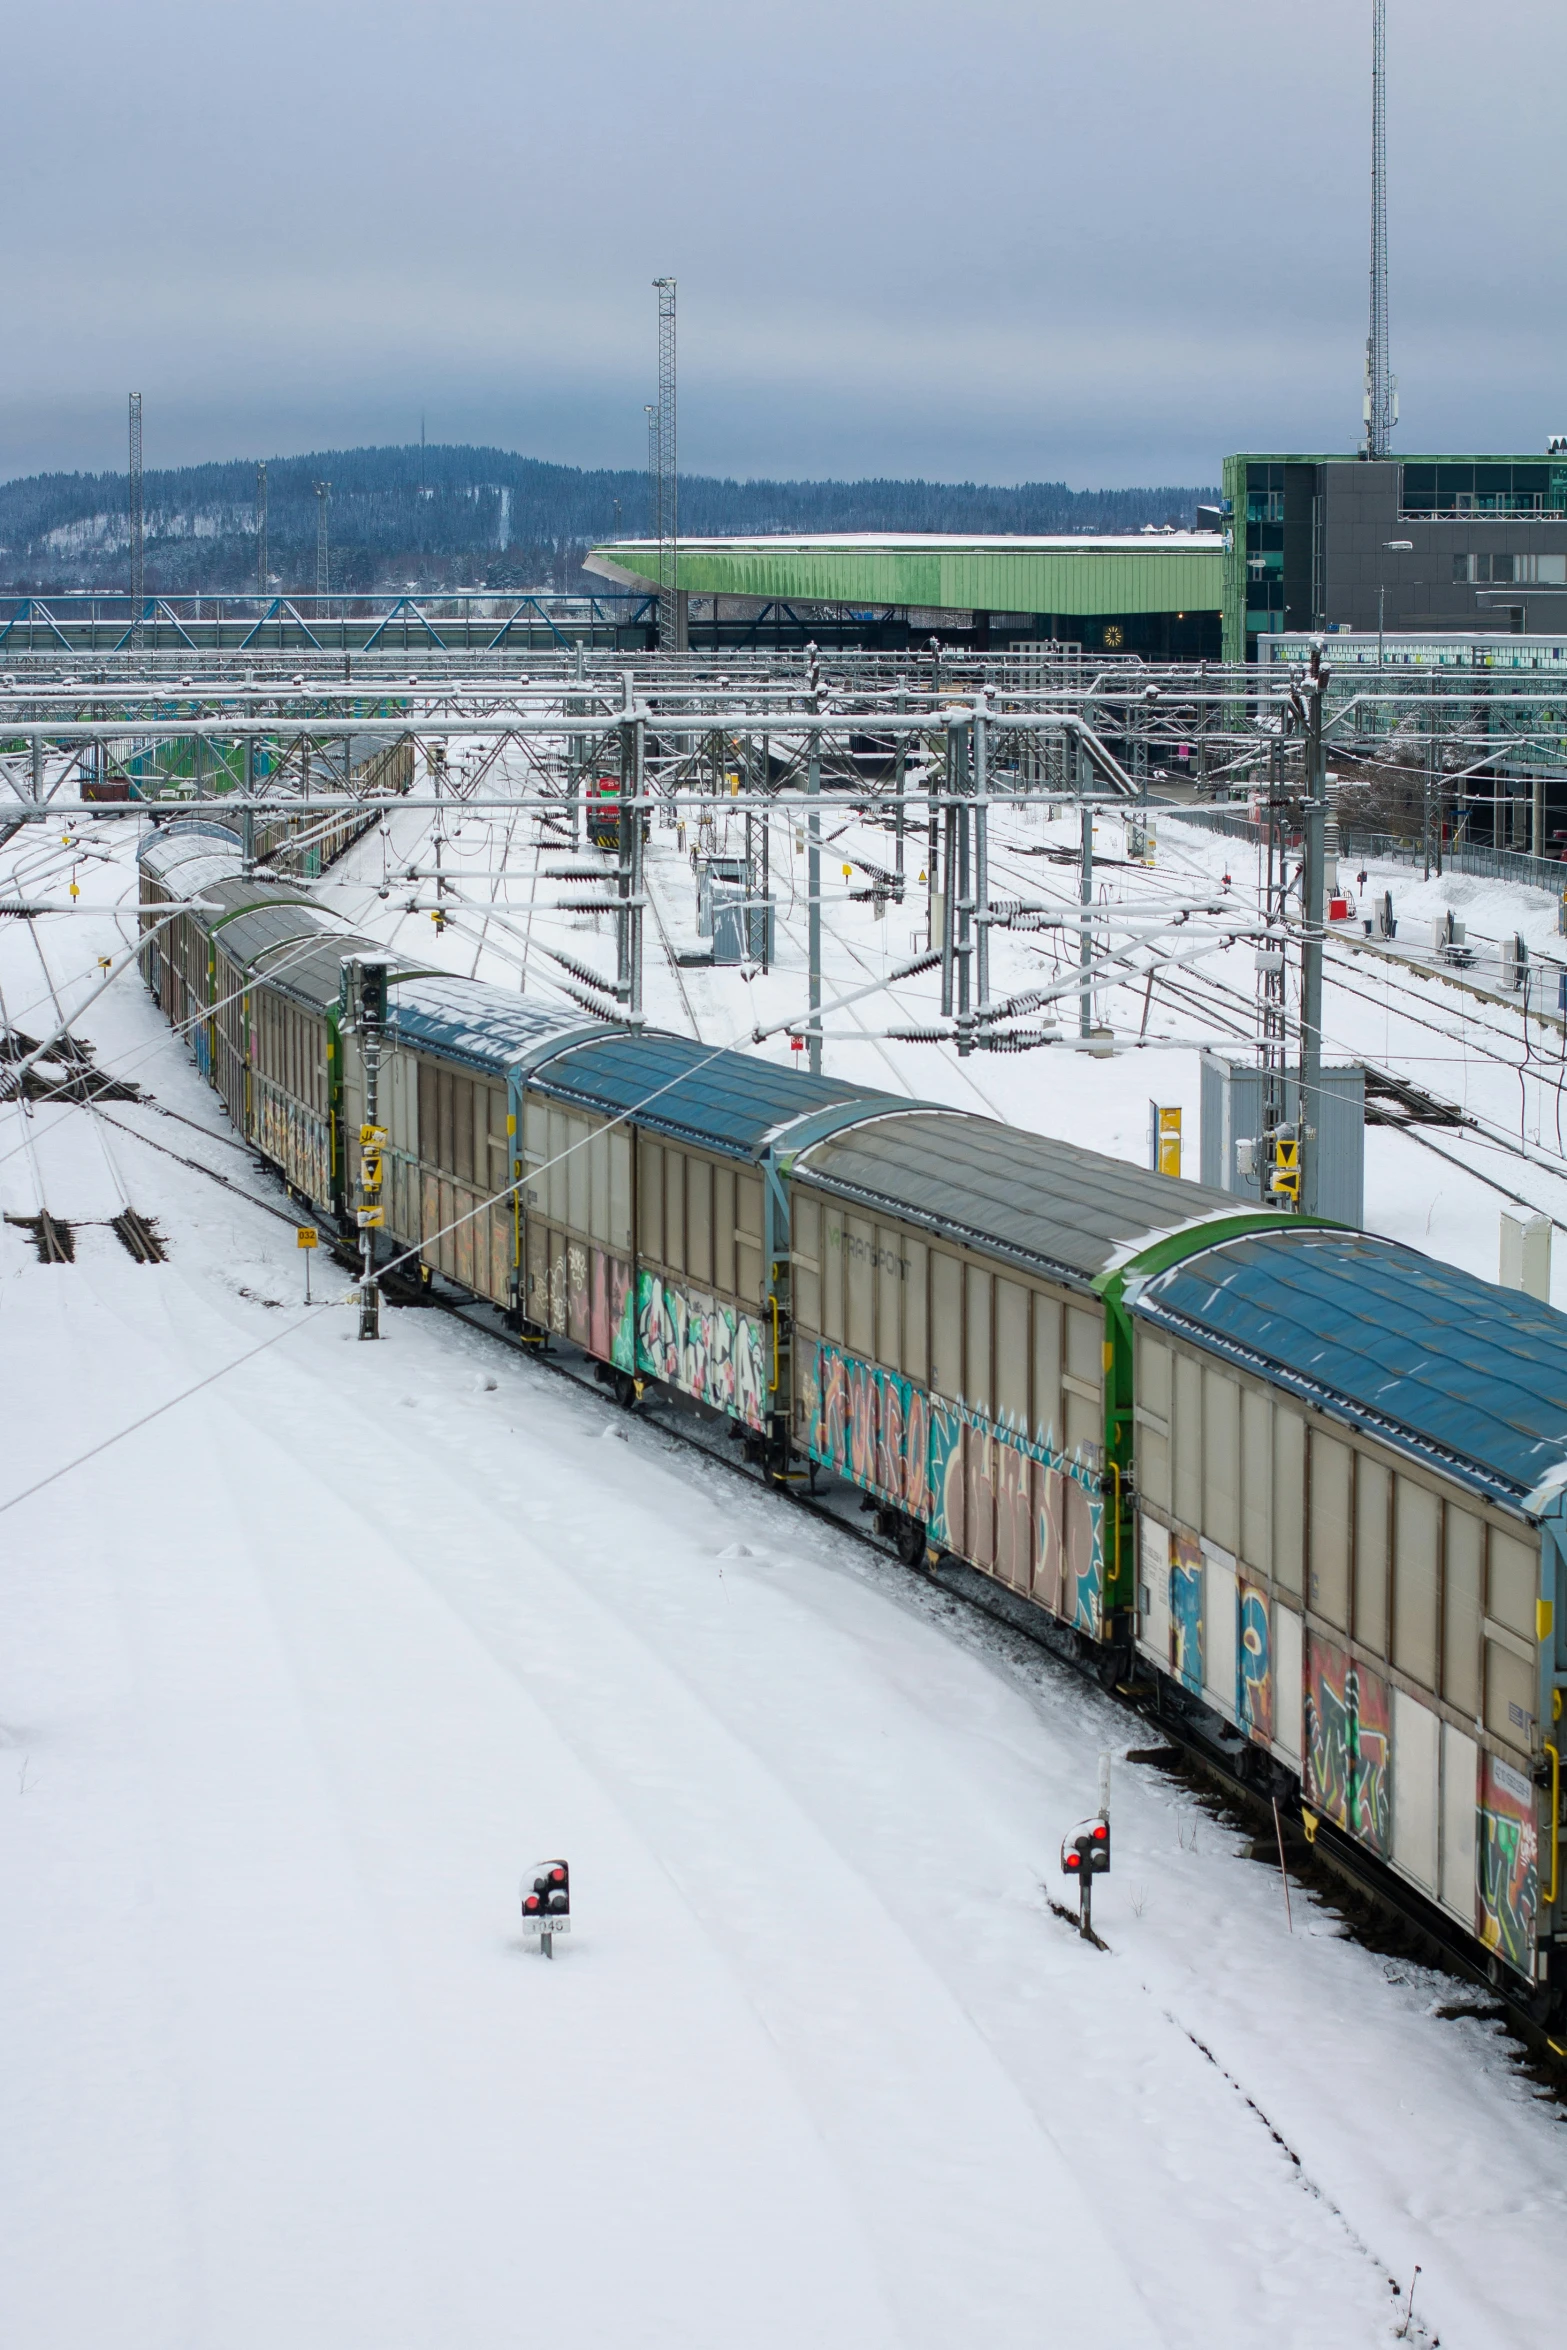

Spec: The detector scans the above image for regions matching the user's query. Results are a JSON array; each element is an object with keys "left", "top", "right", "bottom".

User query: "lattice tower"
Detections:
[
  {"left": 127, "top": 393, "right": 144, "bottom": 616},
  {"left": 1363, "top": 0, "right": 1395, "bottom": 458},
  {"left": 314, "top": 481, "right": 331, "bottom": 596},
  {"left": 653, "top": 279, "right": 677, "bottom": 643}
]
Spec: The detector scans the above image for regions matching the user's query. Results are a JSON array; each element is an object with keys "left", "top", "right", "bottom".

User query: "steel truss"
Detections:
[{"left": 7, "top": 646, "right": 1566, "bottom": 1079}]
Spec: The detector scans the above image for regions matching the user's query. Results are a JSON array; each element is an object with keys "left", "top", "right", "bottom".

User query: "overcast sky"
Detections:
[{"left": 4, "top": 0, "right": 1563, "bottom": 489}]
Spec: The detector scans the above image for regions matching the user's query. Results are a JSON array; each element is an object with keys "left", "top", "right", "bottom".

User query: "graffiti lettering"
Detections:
[{"left": 826, "top": 1225, "right": 911, "bottom": 1278}]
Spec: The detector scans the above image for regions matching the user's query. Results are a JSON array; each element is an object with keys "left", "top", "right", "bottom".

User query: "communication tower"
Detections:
[
  {"left": 1362, "top": 0, "right": 1397, "bottom": 457},
  {"left": 256, "top": 461, "right": 268, "bottom": 592}
]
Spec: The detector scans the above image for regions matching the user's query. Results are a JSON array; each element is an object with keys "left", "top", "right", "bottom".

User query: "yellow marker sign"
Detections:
[
  {"left": 69, "top": 880, "right": 79, "bottom": 901},
  {"left": 296, "top": 1226, "right": 319, "bottom": 1249},
  {"left": 360, "top": 1155, "right": 383, "bottom": 1190},
  {"left": 360, "top": 1124, "right": 387, "bottom": 1149},
  {"left": 1270, "top": 1137, "right": 1301, "bottom": 1203},
  {"left": 842, "top": 863, "right": 853, "bottom": 881},
  {"left": 1150, "top": 1104, "right": 1182, "bottom": 1179},
  {"left": 357, "top": 1205, "right": 385, "bottom": 1230}
]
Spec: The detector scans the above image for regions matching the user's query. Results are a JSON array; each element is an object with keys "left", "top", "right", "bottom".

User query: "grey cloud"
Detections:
[{"left": 3, "top": 0, "right": 1563, "bottom": 485}]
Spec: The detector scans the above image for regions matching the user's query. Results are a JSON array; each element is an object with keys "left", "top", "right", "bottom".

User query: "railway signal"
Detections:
[
  {"left": 1061, "top": 1818, "right": 1111, "bottom": 1939},
  {"left": 521, "top": 1859, "right": 571, "bottom": 1957},
  {"left": 1062, "top": 1760, "right": 1112, "bottom": 1940},
  {"left": 342, "top": 956, "right": 389, "bottom": 1339}
]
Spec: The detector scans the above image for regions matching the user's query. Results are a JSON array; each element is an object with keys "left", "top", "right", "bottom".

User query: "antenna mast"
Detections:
[
  {"left": 256, "top": 461, "right": 268, "bottom": 592},
  {"left": 653, "top": 279, "right": 680, "bottom": 648},
  {"left": 127, "top": 393, "right": 144, "bottom": 615},
  {"left": 1363, "top": 0, "right": 1396, "bottom": 457}
]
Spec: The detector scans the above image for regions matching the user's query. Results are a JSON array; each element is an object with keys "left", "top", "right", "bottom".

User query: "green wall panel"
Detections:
[{"left": 589, "top": 538, "right": 1224, "bottom": 620}]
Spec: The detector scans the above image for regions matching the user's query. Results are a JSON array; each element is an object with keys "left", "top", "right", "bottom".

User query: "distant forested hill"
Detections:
[{"left": 0, "top": 444, "right": 1218, "bottom": 596}]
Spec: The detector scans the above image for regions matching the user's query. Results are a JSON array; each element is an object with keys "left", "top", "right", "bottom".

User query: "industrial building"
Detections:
[
  {"left": 585, "top": 531, "right": 1223, "bottom": 657},
  {"left": 1224, "top": 452, "right": 1567, "bottom": 663}
]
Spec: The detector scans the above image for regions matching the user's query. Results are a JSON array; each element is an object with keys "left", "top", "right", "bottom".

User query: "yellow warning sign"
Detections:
[
  {"left": 1270, "top": 1137, "right": 1301, "bottom": 1203},
  {"left": 296, "top": 1225, "right": 319, "bottom": 1250}
]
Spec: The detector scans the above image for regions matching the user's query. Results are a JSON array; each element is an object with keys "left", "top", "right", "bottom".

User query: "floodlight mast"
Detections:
[
  {"left": 127, "top": 394, "right": 144, "bottom": 625},
  {"left": 653, "top": 279, "right": 681, "bottom": 648}
]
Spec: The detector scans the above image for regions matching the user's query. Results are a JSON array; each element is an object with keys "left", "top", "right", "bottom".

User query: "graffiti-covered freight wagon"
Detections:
[
  {"left": 788, "top": 1112, "right": 1249, "bottom": 1633},
  {"left": 1127, "top": 1230, "right": 1567, "bottom": 1993},
  {"left": 515, "top": 1030, "right": 884, "bottom": 1430}
]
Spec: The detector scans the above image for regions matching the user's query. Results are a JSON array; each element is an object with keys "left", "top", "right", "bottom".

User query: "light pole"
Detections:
[{"left": 1377, "top": 538, "right": 1412, "bottom": 665}]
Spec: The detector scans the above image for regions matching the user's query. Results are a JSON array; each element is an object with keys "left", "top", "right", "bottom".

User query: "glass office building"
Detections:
[{"left": 1222, "top": 452, "right": 1567, "bottom": 661}]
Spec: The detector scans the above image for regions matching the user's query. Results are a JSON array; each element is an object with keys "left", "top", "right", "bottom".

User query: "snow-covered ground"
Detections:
[{"left": 3, "top": 795, "right": 1567, "bottom": 2350}]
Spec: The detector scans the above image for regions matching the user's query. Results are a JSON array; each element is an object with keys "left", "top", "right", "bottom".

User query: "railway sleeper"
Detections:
[
  {"left": 110, "top": 1209, "right": 167, "bottom": 1264},
  {"left": 4, "top": 1210, "right": 75, "bottom": 1264}
]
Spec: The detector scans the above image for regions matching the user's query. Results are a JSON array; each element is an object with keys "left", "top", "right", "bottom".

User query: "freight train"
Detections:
[{"left": 138, "top": 818, "right": 1567, "bottom": 2016}]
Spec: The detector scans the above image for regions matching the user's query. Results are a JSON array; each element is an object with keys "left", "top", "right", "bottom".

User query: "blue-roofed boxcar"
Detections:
[{"left": 1124, "top": 1226, "right": 1567, "bottom": 1994}]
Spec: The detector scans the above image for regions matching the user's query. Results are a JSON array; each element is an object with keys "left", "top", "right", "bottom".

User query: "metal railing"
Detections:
[{"left": 1162, "top": 801, "right": 1567, "bottom": 896}]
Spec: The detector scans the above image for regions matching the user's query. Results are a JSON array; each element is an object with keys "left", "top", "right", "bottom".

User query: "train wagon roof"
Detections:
[
  {"left": 138, "top": 825, "right": 317, "bottom": 928},
  {"left": 388, "top": 976, "right": 595, "bottom": 1076},
  {"left": 1133, "top": 1226, "right": 1567, "bottom": 1507},
  {"left": 795, "top": 1109, "right": 1239, "bottom": 1288},
  {"left": 264, "top": 932, "right": 394, "bottom": 1016},
  {"left": 210, "top": 897, "right": 333, "bottom": 974},
  {"left": 529, "top": 1030, "right": 887, "bottom": 1158},
  {"left": 137, "top": 818, "right": 244, "bottom": 892}
]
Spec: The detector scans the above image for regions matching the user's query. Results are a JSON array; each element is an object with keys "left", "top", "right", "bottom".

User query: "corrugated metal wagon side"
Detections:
[
  {"left": 788, "top": 1111, "right": 1248, "bottom": 1647},
  {"left": 520, "top": 1031, "right": 883, "bottom": 1433}
]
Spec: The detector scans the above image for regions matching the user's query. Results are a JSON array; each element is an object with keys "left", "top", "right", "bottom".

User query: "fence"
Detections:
[{"left": 1159, "top": 800, "right": 1567, "bottom": 898}]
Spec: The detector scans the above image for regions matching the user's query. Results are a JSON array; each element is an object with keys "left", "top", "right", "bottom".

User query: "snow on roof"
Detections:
[
  {"left": 594, "top": 531, "right": 1220, "bottom": 555},
  {"left": 388, "top": 973, "right": 594, "bottom": 1075},
  {"left": 1137, "top": 1226, "right": 1567, "bottom": 1506}
]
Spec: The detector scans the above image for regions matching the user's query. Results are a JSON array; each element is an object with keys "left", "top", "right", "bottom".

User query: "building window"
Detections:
[
  {"left": 1404, "top": 462, "right": 1567, "bottom": 519},
  {"left": 1454, "top": 552, "right": 1567, "bottom": 584}
]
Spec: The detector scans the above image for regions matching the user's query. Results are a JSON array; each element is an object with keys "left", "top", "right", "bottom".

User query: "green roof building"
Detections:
[{"left": 585, "top": 532, "right": 1224, "bottom": 657}]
